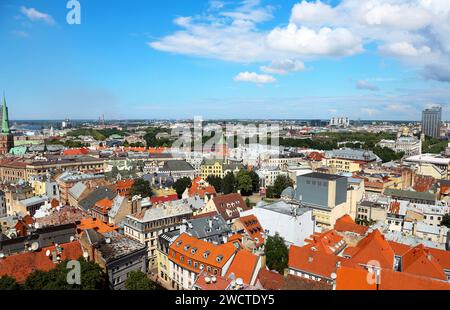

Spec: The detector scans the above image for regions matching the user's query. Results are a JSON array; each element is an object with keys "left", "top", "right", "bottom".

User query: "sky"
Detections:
[{"left": 0, "top": 0, "right": 450, "bottom": 121}]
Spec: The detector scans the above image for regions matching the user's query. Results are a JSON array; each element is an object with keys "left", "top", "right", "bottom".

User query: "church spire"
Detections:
[{"left": 2, "top": 93, "right": 11, "bottom": 134}]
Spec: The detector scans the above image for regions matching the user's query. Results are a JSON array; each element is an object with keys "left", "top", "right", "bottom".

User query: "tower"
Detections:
[{"left": 0, "top": 94, "right": 14, "bottom": 155}]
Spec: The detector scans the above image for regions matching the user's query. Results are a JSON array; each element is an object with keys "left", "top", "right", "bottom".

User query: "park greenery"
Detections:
[
  {"left": 173, "top": 177, "right": 192, "bottom": 198},
  {"left": 129, "top": 178, "right": 153, "bottom": 198},
  {"left": 124, "top": 270, "right": 156, "bottom": 290}
]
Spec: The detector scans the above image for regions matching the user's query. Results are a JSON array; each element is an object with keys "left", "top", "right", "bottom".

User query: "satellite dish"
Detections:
[
  {"left": 45, "top": 250, "right": 51, "bottom": 257},
  {"left": 236, "top": 278, "right": 243, "bottom": 286},
  {"left": 31, "top": 242, "right": 39, "bottom": 251},
  {"left": 0, "top": 253, "right": 5, "bottom": 259},
  {"left": 330, "top": 273, "right": 337, "bottom": 280},
  {"left": 70, "top": 236, "right": 75, "bottom": 242},
  {"left": 83, "top": 252, "right": 89, "bottom": 259},
  {"left": 34, "top": 223, "right": 40, "bottom": 229}
]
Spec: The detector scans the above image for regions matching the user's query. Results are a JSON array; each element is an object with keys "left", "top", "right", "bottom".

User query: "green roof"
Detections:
[
  {"left": 383, "top": 188, "right": 436, "bottom": 201},
  {"left": 9, "top": 146, "right": 27, "bottom": 155}
]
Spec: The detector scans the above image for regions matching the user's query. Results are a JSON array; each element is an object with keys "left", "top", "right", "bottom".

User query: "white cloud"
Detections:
[
  {"left": 356, "top": 80, "right": 379, "bottom": 91},
  {"left": 20, "top": 6, "right": 55, "bottom": 25},
  {"left": 234, "top": 72, "right": 276, "bottom": 84},
  {"left": 361, "top": 108, "right": 379, "bottom": 116},
  {"left": 290, "top": 1, "right": 337, "bottom": 26},
  {"left": 267, "top": 24, "right": 363, "bottom": 57},
  {"left": 150, "top": 0, "right": 450, "bottom": 83},
  {"left": 380, "top": 42, "right": 431, "bottom": 57},
  {"left": 261, "top": 59, "right": 305, "bottom": 75}
]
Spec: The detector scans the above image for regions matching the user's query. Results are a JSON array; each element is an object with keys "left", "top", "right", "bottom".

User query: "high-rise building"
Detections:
[
  {"left": 422, "top": 107, "right": 442, "bottom": 139},
  {"left": 0, "top": 94, "right": 14, "bottom": 155}
]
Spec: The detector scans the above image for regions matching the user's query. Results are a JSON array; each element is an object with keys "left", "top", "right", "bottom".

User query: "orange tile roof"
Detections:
[
  {"left": 346, "top": 230, "right": 394, "bottom": 269},
  {"left": 50, "top": 198, "right": 60, "bottom": 208},
  {"left": 303, "top": 230, "right": 345, "bottom": 255},
  {"left": 225, "top": 249, "right": 259, "bottom": 285},
  {"left": 238, "top": 215, "right": 264, "bottom": 245},
  {"left": 94, "top": 198, "right": 113, "bottom": 213},
  {"left": 0, "top": 241, "right": 83, "bottom": 283},
  {"left": 334, "top": 215, "right": 369, "bottom": 236},
  {"left": 427, "top": 247, "right": 450, "bottom": 271},
  {"left": 188, "top": 177, "right": 217, "bottom": 198},
  {"left": 389, "top": 201, "right": 401, "bottom": 214},
  {"left": 336, "top": 266, "right": 450, "bottom": 290},
  {"left": 401, "top": 244, "right": 447, "bottom": 280},
  {"left": 63, "top": 147, "right": 90, "bottom": 156},
  {"left": 77, "top": 217, "right": 118, "bottom": 234},
  {"left": 169, "top": 233, "right": 237, "bottom": 273},
  {"left": 116, "top": 179, "right": 134, "bottom": 190}
]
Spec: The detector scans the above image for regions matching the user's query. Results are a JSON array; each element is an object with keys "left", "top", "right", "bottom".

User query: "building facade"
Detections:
[{"left": 422, "top": 106, "right": 442, "bottom": 139}]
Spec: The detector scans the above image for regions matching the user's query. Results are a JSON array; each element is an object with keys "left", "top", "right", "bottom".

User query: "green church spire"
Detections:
[{"left": 2, "top": 93, "right": 11, "bottom": 134}]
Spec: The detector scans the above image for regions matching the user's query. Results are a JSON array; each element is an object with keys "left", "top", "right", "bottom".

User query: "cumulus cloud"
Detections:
[
  {"left": 356, "top": 80, "right": 379, "bottom": 91},
  {"left": 234, "top": 72, "right": 276, "bottom": 84},
  {"left": 380, "top": 42, "right": 431, "bottom": 57},
  {"left": 261, "top": 59, "right": 305, "bottom": 75},
  {"left": 150, "top": 0, "right": 450, "bottom": 83},
  {"left": 20, "top": 6, "right": 55, "bottom": 25},
  {"left": 267, "top": 24, "right": 363, "bottom": 57}
]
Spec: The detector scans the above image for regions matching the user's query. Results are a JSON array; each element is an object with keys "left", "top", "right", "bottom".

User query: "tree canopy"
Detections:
[
  {"left": 0, "top": 275, "right": 21, "bottom": 290},
  {"left": 125, "top": 270, "right": 156, "bottom": 290},
  {"left": 130, "top": 179, "right": 153, "bottom": 198},
  {"left": 206, "top": 175, "right": 223, "bottom": 193},
  {"left": 222, "top": 172, "right": 237, "bottom": 195},
  {"left": 173, "top": 177, "right": 192, "bottom": 198},
  {"left": 265, "top": 234, "right": 289, "bottom": 274},
  {"left": 266, "top": 175, "right": 293, "bottom": 199}
]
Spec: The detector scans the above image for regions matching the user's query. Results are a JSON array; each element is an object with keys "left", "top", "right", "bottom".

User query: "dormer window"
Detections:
[
  {"left": 203, "top": 251, "right": 211, "bottom": 259},
  {"left": 184, "top": 244, "right": 191, "bottom": 251},
  {"left": 191, "top": 247, "right": 197, "bottom": 254},
  {"left": 216, "top": 255, "right": 223, "bottom": 263},
  {"left": 176, "top": 240, "right": 182, "bottom": 247}
]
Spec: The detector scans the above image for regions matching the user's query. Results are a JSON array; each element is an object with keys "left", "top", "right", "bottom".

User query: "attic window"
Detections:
[
  {"left": 191, "top": 247, "right": 197, "bottom": 254},
  {"left": 216, "top": 255, "right": 223, "bottom": 263},
  {"left": 184, "top": 244, "right": 191, "bottom": 251},
  {"left": 176, "top": 240, "right": 182, "bottom": 247},
  {"left": 203, "top": 251, "right": 211, "bottom": 259}
]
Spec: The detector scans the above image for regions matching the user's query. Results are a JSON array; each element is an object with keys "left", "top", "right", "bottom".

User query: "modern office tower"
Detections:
[{"left": 422, "top": 107, "right": 442, "bottom": 139}]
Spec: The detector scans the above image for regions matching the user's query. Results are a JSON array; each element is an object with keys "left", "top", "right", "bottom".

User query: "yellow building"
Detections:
[
  {"left": 200, "top": 159, "right": 224, "bottom": 179},
  {"left": 322, "top": 158, "right": 361, "bottom": 173}
]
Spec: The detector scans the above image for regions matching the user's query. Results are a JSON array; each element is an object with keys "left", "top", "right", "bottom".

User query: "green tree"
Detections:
[
  {"left": 0, "top": 275, "right": 21, "bottom": 290},
  {"left": 173, "top": 177, "right": 192, "bottom": 198},
  {"left": 206, "top": 175, "right": 223, "bottom": 193},
  {"left": 237, "top": 173, "right": 253, "bottom": 196},
  {"left": 441, "top": 214, "right": 450, "bottom": 228},
  {"left": 270, "top": 175, "right": 294, "bottom": 199},
  {"left": 125, "top": 270, "right": 156, "bottom": 290},
  {"left": 248, "top": 170, "right": 261, "bottom": 193},
  {"left": 222, "top": 172, "right": 237, "bottom": 194},
  {"left": 130, "top": 179, "right": 153, "bottom": 198},
  {"left": 265, "top": 234, "right": 289, "bottom": 274},
  {"left": 24, "top": 259, "right": 108, "bottom": 290}
]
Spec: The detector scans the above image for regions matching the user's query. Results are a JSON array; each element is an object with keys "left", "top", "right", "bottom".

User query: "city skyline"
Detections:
[{"left": 1, "top": 0, "right": 450, "bottom": 120}]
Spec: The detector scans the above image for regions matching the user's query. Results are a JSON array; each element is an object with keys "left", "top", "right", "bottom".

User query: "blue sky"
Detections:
[{"left": 0, "top": 0, "right": 449, "bottom": 120}]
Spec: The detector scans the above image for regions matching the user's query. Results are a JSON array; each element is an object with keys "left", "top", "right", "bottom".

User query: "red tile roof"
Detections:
[
  {"left": 150, "top": 194, "right": 179, "bottom": 204},
  {"left": 401, "top": 244, "right": 447, "bottom": 281},
  {"left": 0, "top": 241, "right": 83, "bottom": 283},
  {"left": 336, "top": 266, "right": 450, "bottom": 290},
  {"left": 225, "top": 249, "right": 259, "bottom": 285},
  {"left": 63, "top": 148, "right": 90, "bottom": 156},
  {"left": 169, "top": 233, "right": 237, "bottom": 273},
  {"left": 256, "top": 269, "right": 284, "bottom": 290},
  {"left": 334, "top": 215, "right": 368, "bottom": 236},
  {"left": 194, "top": 272, "right": 231, "bottom": 290},
  {"left": 94, "top": 198, "right": 113, "bottom": 213},
  {"left": 188, "top": 177, "right": 217, "bottom": 198},
  {"left": 238, "top": 215, "right": 264, "bottom": 245},
  {"left": 212, "top": 193, "right": 250, "bottom": 221},
  {"left": 345, "top": 230, "right": 394, "bottom": 269},
  {"left": 77, "top": 217, "right": 118, "bottom": 234}
]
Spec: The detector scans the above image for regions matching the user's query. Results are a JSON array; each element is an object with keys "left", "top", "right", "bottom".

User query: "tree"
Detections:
[
  {"left": 130, "top": 179, "right": 153, "bottom": 198},
  {"left": 270, "top": 175, "right": 293, "bottom": 199},
  {"left": 248, "top": 170, "right": 260, "bottom": 193},
  {"left": 173, "top": 177, "right": 192, "bottom": 198},
  {"left": 125, "top": 270, "right": 156, "bottom": 290},
  {"left": 265, "top": 234, "right": 289, "bottom": 274},
  {"left": 237, "top": 173, "right": 253, "bottom": 196},
  {"left": 23, "top": 259, "right": 108, "bottom": 290},
  {"left": 441, "top": 214, "right": 450, "bottom": 228},
  {"left": 0, "top": 276, "right": 21, "bottom": 290},
  {"left": 206, "top": 175, "right": 223, "bottom": 193},
  {"left": 222, "top": 172, "right": 237, "bottom": 194}
]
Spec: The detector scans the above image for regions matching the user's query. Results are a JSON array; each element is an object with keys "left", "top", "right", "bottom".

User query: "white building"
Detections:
[
  {"left": 256, "top": 166, "right": 288, "bottom": 188},
  {"left": 241, "top": 201, "right": 315, "bottom": 247},
  {"left": 330, "top": 117, "right": 350, "bottom": 128}
]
